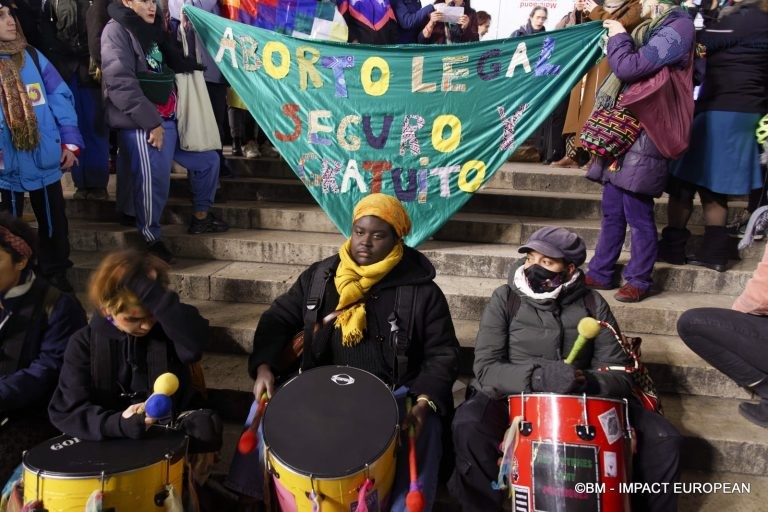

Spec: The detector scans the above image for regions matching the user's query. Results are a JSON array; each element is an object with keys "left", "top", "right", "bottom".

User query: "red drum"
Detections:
[{"left": 506, "top": 393, "right": 631, "bottom": 512}]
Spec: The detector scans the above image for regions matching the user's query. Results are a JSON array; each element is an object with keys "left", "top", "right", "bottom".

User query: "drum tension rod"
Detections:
[
  {"left": 576, "top": 394, "right": 597, "bottom": 441},
  {"left": 517, "top": 393, "right": 532, "bottom": 436}
]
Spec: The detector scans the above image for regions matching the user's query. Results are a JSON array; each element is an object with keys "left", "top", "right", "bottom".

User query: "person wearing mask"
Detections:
[
  {"left": 0, "top": 0, "right": 84, "bottom": 293},
  {"left": 0, "top": 213, "right": 86, "bottom": 484},
  {"left": 449, "top": 227, "right": 681, "bottom": 512}
]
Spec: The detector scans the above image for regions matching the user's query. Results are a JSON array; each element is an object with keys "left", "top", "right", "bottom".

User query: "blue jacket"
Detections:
[
  {"left": 392, "top": 0, "right": 434, "bottom": 43},
  {"left": 0, "top": 273, "right": 86, "bottom": 418},
  {"left": 0, "top": 48, "right": 83, "bottom": 193},
  {"left": 586, "top": 8, "right": 694, "bottom": 197}
]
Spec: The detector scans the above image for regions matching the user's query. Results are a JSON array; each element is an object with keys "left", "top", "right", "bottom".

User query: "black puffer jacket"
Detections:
[
  {"left": 473, "top": 258, "right": 634, "bottom": 400},
  {"left": 249, "top": 246, "right": 460, "bottom": 415}
]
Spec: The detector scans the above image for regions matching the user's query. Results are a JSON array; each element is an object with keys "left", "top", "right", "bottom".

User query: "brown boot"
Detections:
[{"left": 550, "top": 156, "right": 580, "bottom": 168}]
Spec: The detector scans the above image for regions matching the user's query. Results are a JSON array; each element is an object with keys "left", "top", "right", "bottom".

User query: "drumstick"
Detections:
[
  {"left": 237, "top": 393, "right": 269, "bottom": 455},
  {"left": 565, "top": 317, "right": 601, "bottom": 364},
  {"left": 405, "top": 397, "right": 425, "bottom": 512}
]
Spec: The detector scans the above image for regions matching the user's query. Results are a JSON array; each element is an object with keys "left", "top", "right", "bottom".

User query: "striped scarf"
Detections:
[{"left": 0, "top": 22, "right": 39, "bottom": 151}]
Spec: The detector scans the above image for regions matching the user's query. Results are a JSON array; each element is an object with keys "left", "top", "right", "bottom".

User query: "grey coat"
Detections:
[
  {"left": 100, "top": 19, "right": 164, "bottom": 132},
  {"left": 473, "top": 259, "right": 634, "bottom": 399}
]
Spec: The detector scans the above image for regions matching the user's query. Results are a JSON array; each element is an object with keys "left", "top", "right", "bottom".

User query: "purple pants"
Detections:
[{"left": 587, "top": 182, "right": 657, "bottom": 291}]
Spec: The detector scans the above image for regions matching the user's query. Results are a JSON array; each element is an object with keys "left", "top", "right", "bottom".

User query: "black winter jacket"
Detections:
[
  {"left": 48, "top": 277, "right": 206, "bottom": 440},
  {"left": 248, "top": 246, "right": 459, "bottom": 415},
  {"left": 473, "top": 259, "right": 634, "bottom": 400}
]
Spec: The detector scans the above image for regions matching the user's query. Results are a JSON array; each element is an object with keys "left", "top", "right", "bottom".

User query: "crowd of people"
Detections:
[{"left": 0, "top": 0, "right": 766, "bottom": 511}]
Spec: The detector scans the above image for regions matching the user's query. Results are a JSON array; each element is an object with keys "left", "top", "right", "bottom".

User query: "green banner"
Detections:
[{"left": 185, "top": 6, "right": 605, "bottom": 246}]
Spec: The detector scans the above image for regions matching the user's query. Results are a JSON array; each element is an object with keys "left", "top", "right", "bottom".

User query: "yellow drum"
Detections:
[
  {"left": 22, "top": 431, "right": 187, "bottom": 512},
  {"left": 263, "top": 366, "right": 399, "bottom": 512}
]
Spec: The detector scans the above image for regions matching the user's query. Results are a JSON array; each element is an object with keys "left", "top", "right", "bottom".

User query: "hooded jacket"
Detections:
[
  {"left": 48, "top": 276, "right": 206, "bottom": 440},
  {"left": 248, "top": 246, "right": 460, "bottom": 415},
  {"left": 473, "top": 258, "right": 634, "bottom": 400}
]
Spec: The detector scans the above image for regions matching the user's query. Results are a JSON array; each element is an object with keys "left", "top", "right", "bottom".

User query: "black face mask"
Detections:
[{"left": 524, "top": 264, "right": 566, "bottom": 294}]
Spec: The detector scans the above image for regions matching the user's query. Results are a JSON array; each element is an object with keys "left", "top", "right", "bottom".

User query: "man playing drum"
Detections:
[
  {"left": 449, "top": 227, "right": 681, "bottom": 512},
  {"left": 226, "top": 193, "right": 460, "bottom": 511}
]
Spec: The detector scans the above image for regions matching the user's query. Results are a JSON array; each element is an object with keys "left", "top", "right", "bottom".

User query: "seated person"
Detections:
[
  {"left": 677, "top": 240, "right": 768, "bottom": 427},
  {"left": 48, "top": 250, "right": 219, "bottom": 450},
  {"left": 0, "top": 214, "right": 86, "bottom": 484},
  {"left": 449, "top": 227, "right": 681, "bottom": 512},
  {"left": 226, "top": 193, "right": 459, "bottom": 512}
]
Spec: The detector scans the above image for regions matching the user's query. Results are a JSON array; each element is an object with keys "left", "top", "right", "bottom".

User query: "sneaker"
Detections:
[
  {"left": 243, "top": 141, "right": 261, "bottom": 159},
  {"left": 73, "top": 188, "right": 88, "bottom": 200},
  {"left": 146, "top": 240, "right": 175, "bottom": 263},
  {"left": 584, "top": 275, "right": 614, "bottom": 290},
  {"left": 188, "top": 212, "right": 229, "bottom": 234},
  {"left": 47, "top": 272, "right": 74, "bottom": 293},
  {"left": 614, "top": 283, "right": 650, "bottom": 303},
  {"left": 89, "top": 188, "right": 109, "bottom": 200},
  {"left": 738, "top": 400, "right": 768, "bottom": 428},
  {"left": 259, "top": 142, "right": 280, "bottom": 158}
]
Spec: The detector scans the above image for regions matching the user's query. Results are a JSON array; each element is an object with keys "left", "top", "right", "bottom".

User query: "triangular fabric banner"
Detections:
[{"left": 185, "top": 5, "right": 605, "bottom": 246}]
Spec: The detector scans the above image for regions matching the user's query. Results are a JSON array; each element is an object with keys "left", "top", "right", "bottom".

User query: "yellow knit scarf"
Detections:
[{"left": 333, "top": 239, "right": 404, "bottom": 346}]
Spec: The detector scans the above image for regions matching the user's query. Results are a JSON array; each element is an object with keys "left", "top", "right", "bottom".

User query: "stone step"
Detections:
[
  {"left": 201, "top": 353, "right": 767, "bottom": 477},
  {"left": 66, "top": 223, "right": 757, "bottom": 296},
  {"left": 67, "top": 251, "right": 737, "bottom": 332},
  {"left": 163, "top": 174, "right": 747, "bottom": 227}
]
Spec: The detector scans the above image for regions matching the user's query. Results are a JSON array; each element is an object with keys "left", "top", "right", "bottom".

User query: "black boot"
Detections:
[
  {"left": 657, "top": 227, "right": 690, "bottom": 265},
  {"left": 231, "top": 138, "right": 243, "bottom": 157},
  {"left": 688, "top": 225, "right": 730, "bottom": 272},
  {"left": 739, "top": 400, "right": 768, "bottom": 428}
]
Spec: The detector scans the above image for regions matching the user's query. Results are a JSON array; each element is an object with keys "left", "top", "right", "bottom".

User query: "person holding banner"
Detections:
[
  {"left": 100, "top": 0, "right": 228, "bottom": 264},
  {"left": 392, "top": 0, "right": 436, "bottom": 43},
  {"left": 225, "top": 193, "right": 459, "bottom": 512},
  {"left": 418, "top": 0, "right": 479, "bottom": 44},
  {"left": 552, "top": 0, "right": 644, "bottom": 168},
  {"left": 585, "top": 0, "right": 695, "bottom": 302},
  {"left": 449, "top": 226, "right": 681, "bottom": 512},
  {"left": 510, "top": 5, "right": 548, "bottom": 38}
]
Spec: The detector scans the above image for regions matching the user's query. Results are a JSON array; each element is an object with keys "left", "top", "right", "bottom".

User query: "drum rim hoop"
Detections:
[{"left": 509, "top": 393, "right": 629, "bottom": 406}]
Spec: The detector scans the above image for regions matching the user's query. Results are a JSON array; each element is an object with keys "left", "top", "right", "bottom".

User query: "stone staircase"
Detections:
[{"left": 59, "top": 160, "right": 767, "bottom": 511}]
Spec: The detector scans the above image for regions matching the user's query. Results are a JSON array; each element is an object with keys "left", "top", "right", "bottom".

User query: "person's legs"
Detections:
[
  {"left": 448, "top": 391, "right": 509, "bottom": 512},
  {"left": 69, "top": 77, "right": 110, "bottom": 194},
  {"left": 622, "top": 190, "right": 657, "bottom": 292},
  {"left": 659, "top": 176, "right": 695, "bottom": 264},
  {"left": 630, "top": 403, "right": 681, "bottom": 512},
  {"left": 587, "top": 183, "right": 627, "bottom": 287},
  {"left": 116, "top": 123, "right": 174, "bottom": 243},
  {"left": 27, "top": 182, "right": 72, "bottom": 286},
  {"left": 689, "top": 188, "right": 730, "bottom": 271},
  {"left": 0, "top": 189, "right": 25, "bottom": 217}
]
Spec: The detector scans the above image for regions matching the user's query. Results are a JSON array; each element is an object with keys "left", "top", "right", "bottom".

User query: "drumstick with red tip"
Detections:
[
  {"left": 405, "top": 398, "right": 425, "bottom": 512},
  {"left": 565, "top": 317, "right": 601, "bottom": 364},
  {"left": 237, "top": 393, "right": 268, "bottom": 454}
]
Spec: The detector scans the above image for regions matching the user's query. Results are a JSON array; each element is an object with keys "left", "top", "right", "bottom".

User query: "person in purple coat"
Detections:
[{"left": 584, "top": 0, "right": 695, "bottom": 302}]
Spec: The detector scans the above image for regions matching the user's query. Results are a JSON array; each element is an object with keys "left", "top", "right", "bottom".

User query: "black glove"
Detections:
[
  {"left": 530, "top": 360, "right": 580, "bottom": 394},
  {"left": 177, "top": 409, "right": 223, "bottom": 453}
]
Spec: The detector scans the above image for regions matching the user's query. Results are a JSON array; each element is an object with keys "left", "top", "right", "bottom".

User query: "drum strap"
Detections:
[
  {"left": 0, "top": 281, "right": 58, "bottom": 377},
  {"left": 91, "top": 336, "right": 169, "bottom": 402},
  {"left": 299, "top": 258, "right": 336, "bottom": 369},
  {"left": 389, "top": 285, "right": 417, "bottom": 383}
]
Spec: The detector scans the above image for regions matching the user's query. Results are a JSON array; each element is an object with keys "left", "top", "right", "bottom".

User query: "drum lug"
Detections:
[
  {"left": 576, "top": 424, "right": 596, "bottom": 441},
  {"left": 518, "top": 421, "right": 532, "bottom": 436}
]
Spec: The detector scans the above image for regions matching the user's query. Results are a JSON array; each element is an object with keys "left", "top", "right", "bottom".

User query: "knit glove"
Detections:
[{"left": 530, "top": 360, "right": 580, "bottom": 394}]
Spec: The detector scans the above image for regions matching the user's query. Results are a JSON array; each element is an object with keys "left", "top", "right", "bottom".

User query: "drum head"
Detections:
[
  {"left": 23, "top": 430, "right": 187, "bottom": 477},
  {"left": 263, "top": 366, "right": 398, "bottom": 478}
]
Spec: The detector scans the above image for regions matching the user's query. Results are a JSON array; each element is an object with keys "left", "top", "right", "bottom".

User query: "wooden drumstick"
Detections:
[
  {"left": 405, "top": 397, "right": 425, "bottom": 512},
  {"left": 237, "top": 393, "right": 269, "bottom": 455}
]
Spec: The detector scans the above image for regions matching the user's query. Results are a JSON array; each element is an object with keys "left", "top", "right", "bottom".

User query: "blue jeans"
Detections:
[{"left": 225, "top": 387, "right": 443, "bottom": 511}]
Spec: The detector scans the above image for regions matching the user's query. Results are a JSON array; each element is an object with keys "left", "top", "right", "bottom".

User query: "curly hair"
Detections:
[
  {"left": 88, "top": 249, "right": 170, "bottom": 316},
  {"left": 0, "top": 213, "right": 38, "bottom": 265}
]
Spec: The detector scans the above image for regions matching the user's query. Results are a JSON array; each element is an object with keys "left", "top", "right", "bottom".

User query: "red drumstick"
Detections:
[
  {"left": 237, "top": 394, "right": 268, "bottom": 455},
  {"left": 405, "top": 398, "right": 425, "bottom": 512}
]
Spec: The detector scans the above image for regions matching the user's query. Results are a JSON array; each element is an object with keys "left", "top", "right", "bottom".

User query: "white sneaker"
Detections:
[
  {"left": 259, "top": 142, "right": 280, "bottom": 158},
  {"left": 243, "top": 141, "right": 261, "bottom": 159}
]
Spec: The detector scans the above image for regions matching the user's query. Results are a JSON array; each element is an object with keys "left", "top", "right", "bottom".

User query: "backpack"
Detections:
[
  {"left": 280, "top": 258, "right": 416, "bottom": 383},
  {"left": 505, "top": 286, "right": 662, "bottom": 413}
]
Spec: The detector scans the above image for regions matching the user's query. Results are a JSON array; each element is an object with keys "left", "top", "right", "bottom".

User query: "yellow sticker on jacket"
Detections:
[{"left": 26, "top": 83, "right": 45, "bottom": 106}]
